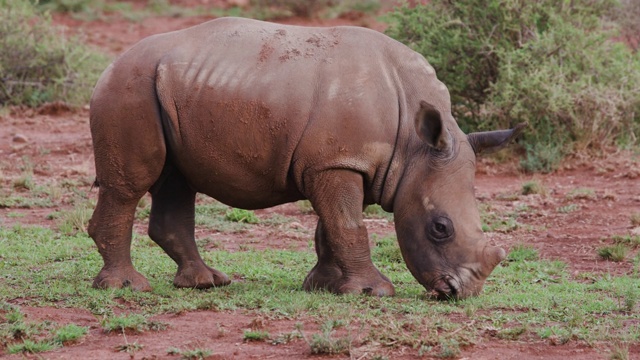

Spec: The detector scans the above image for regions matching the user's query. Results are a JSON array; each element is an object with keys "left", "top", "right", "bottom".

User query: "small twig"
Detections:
[{"left": 447, "top": 320, "right": 476, "bottom": 337}]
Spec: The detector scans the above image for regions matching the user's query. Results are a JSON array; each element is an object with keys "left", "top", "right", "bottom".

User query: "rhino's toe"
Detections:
[
  {"left": 92, "top": 268, "right": 152, "bottom": 292},
  {"left": 174, "top": 263, "right": 231, "bottom": 289},
  {"left": 338, "top": 278, "right": 395, "bottom": 297}
]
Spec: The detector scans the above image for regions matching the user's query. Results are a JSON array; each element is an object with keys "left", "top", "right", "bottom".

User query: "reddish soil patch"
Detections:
[{"left": 1, "top": 2, "right": 639, "bottom": 359}]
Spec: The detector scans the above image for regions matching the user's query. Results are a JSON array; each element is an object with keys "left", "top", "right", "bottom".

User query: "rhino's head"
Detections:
[{"left": 393, "top": 101, "right": 525, "bottom": 299}]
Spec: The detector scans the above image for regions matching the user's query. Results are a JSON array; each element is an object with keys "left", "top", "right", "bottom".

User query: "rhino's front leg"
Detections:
[{"left": 302, "top": 169, "right": 395, "bottom": 296}]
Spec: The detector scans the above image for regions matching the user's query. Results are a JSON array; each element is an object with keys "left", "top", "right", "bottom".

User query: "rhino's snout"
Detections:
[
  {"left": 428, "top": 245, "right": 506, "bottom": 300},
  {"left": 432, "top": 276, "right": 460, "bottom": 300}
]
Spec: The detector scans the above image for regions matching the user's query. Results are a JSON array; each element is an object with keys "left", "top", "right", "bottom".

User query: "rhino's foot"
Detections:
[
  {"left": 174, "top": 262, "right": 231, "bottom": 289},
  {"left": 303, "top": 264, "right": 395, "bottom": 297},
  {"left": 92, "top": 267, "right": 152, "bottom": 292}
]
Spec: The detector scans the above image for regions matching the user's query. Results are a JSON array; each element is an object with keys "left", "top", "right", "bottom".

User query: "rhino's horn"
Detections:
[{"left": 467, "top": 122, "right": 527, "bottom": 155}]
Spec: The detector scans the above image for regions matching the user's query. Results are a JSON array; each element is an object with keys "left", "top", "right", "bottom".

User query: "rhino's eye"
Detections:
[{"left": 429, "top": 216, "right": 454, "bottom": 241}]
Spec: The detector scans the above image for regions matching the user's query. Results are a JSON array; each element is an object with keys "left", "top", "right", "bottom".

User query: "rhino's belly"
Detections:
[
  {"left": 164, "top": 96, "right": 307, "bottom": 210},
  {"left": 186, "top": 166, "right": 304, "bottom": 210}
]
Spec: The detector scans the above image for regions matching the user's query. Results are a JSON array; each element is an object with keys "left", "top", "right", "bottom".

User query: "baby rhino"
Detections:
[{"left": 88, "top": 17, "right": 524, "bottom": 299}]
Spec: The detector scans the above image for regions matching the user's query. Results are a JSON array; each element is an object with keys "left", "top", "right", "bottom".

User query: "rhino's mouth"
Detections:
[{"left": 430, "top": 276, "right": 460, "bottom": 300}]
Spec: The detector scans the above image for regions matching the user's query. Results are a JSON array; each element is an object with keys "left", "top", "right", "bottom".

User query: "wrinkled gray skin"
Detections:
[{"left": 89, "top": 17, "right": 524, "bottom": 299}]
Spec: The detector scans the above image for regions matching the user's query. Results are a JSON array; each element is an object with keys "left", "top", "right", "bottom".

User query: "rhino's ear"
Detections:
[
  {"left": 467, "top": 122, "right": 527, "bottom": 155},
  {"left": 414, "top": 101, "right": 452, "bottom": 152}
]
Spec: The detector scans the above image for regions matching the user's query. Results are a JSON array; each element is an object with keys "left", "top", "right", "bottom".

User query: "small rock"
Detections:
[
  {"left": 289, "top": 221, "right": 305, "bottom": 230},
  {"left": 12, "top": 134, "right": 28, "bottom": 143},
  {"left": 631, "top": 227, "right": 640, "bottom": 236}
]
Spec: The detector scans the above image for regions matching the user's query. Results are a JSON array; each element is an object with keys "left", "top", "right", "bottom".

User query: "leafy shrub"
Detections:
[
  {"left": 612, "top": 0, "right": 640, "bottom": 52},
  {"left": 0, "top": 0, "right": 109, "bottom": 107},
  {"left": 385, "top": 0, "right": 640, "bottom": 172}
]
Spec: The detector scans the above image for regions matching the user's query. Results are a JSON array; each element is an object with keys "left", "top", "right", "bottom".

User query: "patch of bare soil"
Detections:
[
  {"left": 476, "top": 156, "right": 640, "bottom": 278},
  {"left": 1, "top": 2, "right": 639, "bottom": 359}
]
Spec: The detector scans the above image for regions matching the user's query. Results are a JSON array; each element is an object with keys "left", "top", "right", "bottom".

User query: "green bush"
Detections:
[
  {"left": 386, "top": 0, "right": 640, "bottom": 172},
  {"left": 0, "top": 0, "right": 109, "bottom": 107}
]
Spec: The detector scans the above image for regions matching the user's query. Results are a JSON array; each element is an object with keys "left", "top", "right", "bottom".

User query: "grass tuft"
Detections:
[
  {"left": 243, "top": 330, "right": 270, "bottom": 342},
  {"left": 303, "top": 320, "right": 351, "bottom": 355},
  {"left": 101, "top": 314, "right": 166, "bottom": 334},
  {"left": 612, "top": 235, "right": 640, "bottom": 248},
  {"left": 58, "top": 202, "right": 93, "bottom": 235},
  {"left": 557, "top": 204, "right": 580, "bottom": 214},
  {"left": 167, "top": 347, "right": 213, "bottom": 359},
  {"left": 521, "top": 180, "right": 546, "bottom": 196},
  {"left": 8, "top": 339, "right": 56, "bottom": 354},
  {"left": 224, "top": 208, "right": 259, "bottom": 224},
  {"left": 598, "top": 245, "right": 628, "bottom": 262},
  {"left": 507, "top": 244, "right": 539, "bottom": 262},
  {"left": 566, "top": 188, "right": 597, "bottom": 201},
  {"left": 54, "top": 324, "right": 88, "bottom": 344}
]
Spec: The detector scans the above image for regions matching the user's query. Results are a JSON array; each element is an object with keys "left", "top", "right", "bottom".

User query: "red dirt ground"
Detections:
[{"left": 1, "top": 1, "right": 639, "bottom": 359}]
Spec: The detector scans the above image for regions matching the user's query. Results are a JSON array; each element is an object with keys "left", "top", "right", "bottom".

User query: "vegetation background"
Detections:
[
  {"left": 1, "top": 0, "right": 639, "bottom": 171},
  {"left": 1, "top": 0, "right": 639, "bottom": 359}
]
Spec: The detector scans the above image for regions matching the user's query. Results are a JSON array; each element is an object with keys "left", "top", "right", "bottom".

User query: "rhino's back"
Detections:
[{"left": 103, "top": 18, "right": 435, "bottom": 209}]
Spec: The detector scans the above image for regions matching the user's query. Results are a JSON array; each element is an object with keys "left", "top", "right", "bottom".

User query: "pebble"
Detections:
[
  {"left": 12, "top": 134, "right": 28, "bottom": 143},
  {"left": 288, "top": 221, "right": 305, "bottom": 230}
]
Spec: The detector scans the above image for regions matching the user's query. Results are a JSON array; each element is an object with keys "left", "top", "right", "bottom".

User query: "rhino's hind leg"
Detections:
[
  {"left": 302, "top": 170, "right": 395, "bottom": 297},
  {"left": 89, "top": 188, "right": 152, "bottom": 291},
  {"left": 148, "top": 169, "right": 230, "bottom": 289}
]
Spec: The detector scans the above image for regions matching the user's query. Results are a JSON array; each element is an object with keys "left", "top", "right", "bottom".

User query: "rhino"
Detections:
[{"left": 88, "top": 17, "right": 524, "bottom": 299}]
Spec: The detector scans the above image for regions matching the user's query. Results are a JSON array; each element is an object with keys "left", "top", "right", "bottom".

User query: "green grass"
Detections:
[
  {"left": 302, "top": 320, "right": 352, "bottom": 355},
  {"left": 557, "top": 204, "right": 580, "bottom": 214},
  {"left": 101, "top": 314, "right": 167, "bottom": 333},
  {"left": 1, "top": 225, "right": 640, "bottom": 356},
  {"left": 225, "top": 208, "right": 259, "bottom": 224},
  {"left": 167, "top": 347, "right": 213, "bottom": 360},
  {"left": 243, "top": 330, "right": 270, "bottom": 342},
  {"left": 506, "top": 244, "right": 539, "bottom": 262},
  {"left": 612, "top": 235, "right": 640, "bottom": 248},
  {"left": 566, "top": 188, "right": 597, "bottom": 201},
  {"left": 0, "top": 1, "right": 110, "bottom": 107},
  {"left": 54, "top": 324, "right": 88, "bottom": 344},
  {"left": 521, "top": 180, "right": 546, "bottom": 196},
  {"left": 480, "top": 204, "right": 523, "bottom": 233},
  {"left": 8, "top": 339, "right": 56, "bottom": 354},
  {"left": 598, "top": 245, "right": 628, "bottom": 262},
  {"left": 116, "top": 340, "right": 144, "bottom": 355},
  {"left": 364, "top": 204, "right": 394, "bottom": 221}
]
